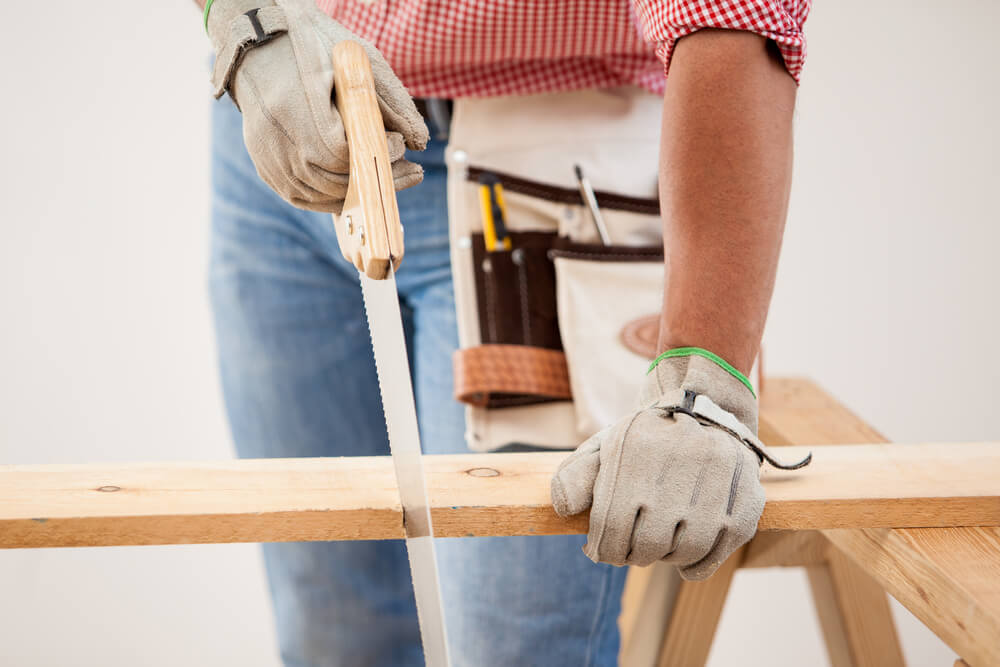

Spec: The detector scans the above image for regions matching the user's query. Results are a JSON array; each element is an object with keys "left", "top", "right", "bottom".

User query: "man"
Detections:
[{"left": 198, "top": 0, "right": 807, "bottom": 664}]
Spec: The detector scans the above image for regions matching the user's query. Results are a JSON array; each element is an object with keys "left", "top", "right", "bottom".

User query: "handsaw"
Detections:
[{"left": 330, "top": 41, "right": 450, "bottom": 666}]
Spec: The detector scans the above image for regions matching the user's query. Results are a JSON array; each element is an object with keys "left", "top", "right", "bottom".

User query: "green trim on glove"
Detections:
[
  {"left": 648, "top": 347, "right": 756, "bottom": 398},
  {"left": 203, "top": 0, "right": 218, "bottom": 32}
]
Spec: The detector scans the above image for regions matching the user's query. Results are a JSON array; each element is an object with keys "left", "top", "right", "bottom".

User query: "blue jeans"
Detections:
[{"left": 209, "top": 97, "right": 626, "bottom": 666}]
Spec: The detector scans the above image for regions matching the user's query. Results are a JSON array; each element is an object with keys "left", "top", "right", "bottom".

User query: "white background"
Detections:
[{"left": 1, "top": 1, "right": 997, "bottom": 665}]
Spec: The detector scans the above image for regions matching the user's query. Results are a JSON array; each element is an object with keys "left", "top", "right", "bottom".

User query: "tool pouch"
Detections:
[
  {"left": 446, "top": 87, "right": 673, "bottom": 451},
  {"left": 455, "top": 229, "right": 566, "bottom": 409},
  {"left": 549, "top": 239, "right": 664, "bottom": 436}
]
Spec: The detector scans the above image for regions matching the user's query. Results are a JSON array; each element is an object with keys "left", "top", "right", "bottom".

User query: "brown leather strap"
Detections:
[{"left": 454, "top": 345, "right": 572, "bottom": 408}]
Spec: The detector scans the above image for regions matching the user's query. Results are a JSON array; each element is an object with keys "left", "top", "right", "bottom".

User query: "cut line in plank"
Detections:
[{"left": 1, "top": 441, "right": 999, "bottom": 548}]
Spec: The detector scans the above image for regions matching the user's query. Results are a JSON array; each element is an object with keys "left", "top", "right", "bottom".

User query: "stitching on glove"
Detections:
[
  {"left": 659, "top": 391, "right": 812, "bottom": 471},
  {"left": 726, "top": 452, "right": 743, "bottom": 515},
  {"left": 688, "top": 458, "right": 708, "bottom": 506}
]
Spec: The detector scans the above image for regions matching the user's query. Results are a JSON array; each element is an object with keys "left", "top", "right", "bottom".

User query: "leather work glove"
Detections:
[
  {"left": 551, "top": 350, "right": 810, "bottom": 580},
  {"left": 207, "top": 0, "right": 429, "bottom": 213}
]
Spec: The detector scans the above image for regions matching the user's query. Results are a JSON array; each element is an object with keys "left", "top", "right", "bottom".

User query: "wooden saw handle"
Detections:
[{"left": 330, "top": 41, "right": 404, "bottom": 280}]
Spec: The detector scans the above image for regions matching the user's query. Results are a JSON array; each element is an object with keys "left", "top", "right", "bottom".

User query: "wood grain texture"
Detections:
[
  {"left": 619, "top": 562, "right": 682, "bottom": 667},
  {"left": 1, "top": 440, "right": 999, "bottom": 548},
  {"left": 2, "top": 437, "right": 1000, "bottom": 548},
  {"left": 760, "top": 379, "right": 906, "bottom": 667},
  {"left": 762, "top": 379, "right": 998, "bottom": 667},
  {"left": 618, "top": 564, "right": 654, "bottom": 653},
  {"left": 807, "top": 559, "right": 856, "bottom": 667},
  {"left": 758, "top": 377, "right": 889, "bottom": 447},
  {"left": 655, "top": 546, "right": 744, "bottom": 667},
  {"left": 825, "top": 527, "right": 1000, "bottom": 667},
  {"left": 807, "top": 547, "right": 905, "bottom": 667},
  {"left": 741, "top": 530, "right": 830, "bottom": 568}
]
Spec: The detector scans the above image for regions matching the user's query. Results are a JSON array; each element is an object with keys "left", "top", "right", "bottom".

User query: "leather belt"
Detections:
[{"left": 453, "top": 344, "right": 572, "bottom": 408}]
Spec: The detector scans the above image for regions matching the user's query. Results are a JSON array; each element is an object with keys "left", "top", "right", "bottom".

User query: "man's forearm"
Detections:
[{"left": 657, "top": 30, "right": 796, "bottom": 376}]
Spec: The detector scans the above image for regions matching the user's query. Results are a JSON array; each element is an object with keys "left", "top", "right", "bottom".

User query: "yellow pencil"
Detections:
[{"left": 478, "top": 173, "right": 511, "bottom": 252}]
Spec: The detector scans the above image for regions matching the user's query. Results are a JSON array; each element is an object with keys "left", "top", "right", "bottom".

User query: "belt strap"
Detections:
[
  {"left": 211, "top": 6, "right": 288, "bottom": 100},
  {"left": 453, "top": 345, "right": 572, "bottom": 408}
]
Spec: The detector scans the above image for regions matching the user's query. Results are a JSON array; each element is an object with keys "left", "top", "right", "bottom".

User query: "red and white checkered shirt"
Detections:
[{"left": 316, "top": 0, "right": 810, "bottom": 98}]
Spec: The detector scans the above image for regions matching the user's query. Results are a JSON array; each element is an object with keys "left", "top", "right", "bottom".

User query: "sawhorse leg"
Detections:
[
  {"left": 807, "top": 544, "right": 905, "bottom": 667},
  {"left": 619, "top": 531, "right": 905, "bottom": 666}
]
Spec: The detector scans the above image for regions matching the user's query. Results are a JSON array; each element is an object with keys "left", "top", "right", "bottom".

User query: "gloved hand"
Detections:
[
  {"left": 206, "top": 0, "right": 429, "bottom": 213},
  {"left": 551, "top": 349, "right": 809, "bottom": 580}
]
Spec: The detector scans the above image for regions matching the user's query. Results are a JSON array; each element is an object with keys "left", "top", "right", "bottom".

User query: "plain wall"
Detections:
[{"left": 0, "top": 1, "right": 996, "bottom": 664}]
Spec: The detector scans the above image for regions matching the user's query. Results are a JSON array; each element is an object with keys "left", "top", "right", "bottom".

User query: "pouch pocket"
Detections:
[
  {"left": 470, "top": 230, "right": 560, "bottom": 349},
  {"left": 550, "top": 240, "right": 664, "bottom": 436},
  {"left": 455, "top": 230, "right": 565, "bottom": 409}
]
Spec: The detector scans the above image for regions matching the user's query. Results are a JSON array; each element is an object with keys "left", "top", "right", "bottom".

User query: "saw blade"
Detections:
[{"left": 360, "top": 267, "right": 451, "bottom": 666}]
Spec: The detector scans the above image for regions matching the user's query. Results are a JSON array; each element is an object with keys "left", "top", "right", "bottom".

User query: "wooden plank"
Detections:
[
  {"left": 0, "top": 441, "right": 998, "bottom": 549},
  {"left": 762, "top": 378, "right": 1000, "bottom": 667},
  {"left": 807, "top": 547, "right": 905, "bottom": 667},
  {"left": 1, "top": 439, "right": 999, "bottom": 548},
  {"left": 758, "top": 377, "right": 888, "bottom": 447},
  {"left": 618, "top": 565, "right": 654, "bottom": 655},
  {"left": 654, "top": 546, "right": 744, "bottom": 667},
  {"left": 619, "top": 563, "right": 682, "bottom": 667},
  {"left": 807, "top": 558, "right": 856, "bottom": 667}
]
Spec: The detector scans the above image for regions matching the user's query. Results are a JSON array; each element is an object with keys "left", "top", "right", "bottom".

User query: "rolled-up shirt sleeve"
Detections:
[{"left": 632, "top": 0, "right": 811, "bottom": 83}]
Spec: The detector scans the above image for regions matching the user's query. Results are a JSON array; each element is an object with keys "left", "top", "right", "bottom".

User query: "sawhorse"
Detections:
[{"left": 619, "top": 379, "right": 999, "bottom": 667}]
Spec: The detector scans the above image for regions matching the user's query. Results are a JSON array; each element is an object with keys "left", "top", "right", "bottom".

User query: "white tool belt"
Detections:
[{"left": 445, "top": 86, "right": 672, "bottom": 452}]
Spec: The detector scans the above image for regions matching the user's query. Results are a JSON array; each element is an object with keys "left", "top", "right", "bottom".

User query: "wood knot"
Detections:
[
  {"left": 466, "top": 467, "right": 500, "bottom": 478},
  {"left": 96, "top": 485, "right": 121, "bottom": 493}
]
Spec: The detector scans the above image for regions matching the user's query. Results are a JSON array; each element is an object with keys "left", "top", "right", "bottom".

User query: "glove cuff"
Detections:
[
  {"left": 208, "top": 1, "right": 285, "bottom": 100},
  {"left": 642, "top": 350, "right": 812, "bottom": 471},
  {"left": 641, "top": 349, "right": 756, "bottom": 431},
  {"left": 648, "top": 347, "right": 754, "bottom": 397}
]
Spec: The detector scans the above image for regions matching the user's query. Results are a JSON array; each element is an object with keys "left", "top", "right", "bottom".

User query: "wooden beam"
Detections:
[
  {"left": 762, "top": 378, "right": 1000, "bottom": 667},
  {"left": 619, "top": 562, "right": 681, "bottom": 667},
  {"left": 825, "top": 527, "right": 1000, "bottom": 667},
  {"left": 654, "top": 546, "right": 744, "bottom": 667},
  {"left": 807, "top": 547, "right": 905, "bottom": 667},
  {"left": 757, "top": 377, "right": 889, "bottom": 447},
  {"left": 758, "top": 379, "right": 906, "bottom": 667},
  {"left": 0, "top": 440, "right": 999, "bottom": 548},
  {"left": 741, "top": 530, "right": 830, "bottom": 569}
]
